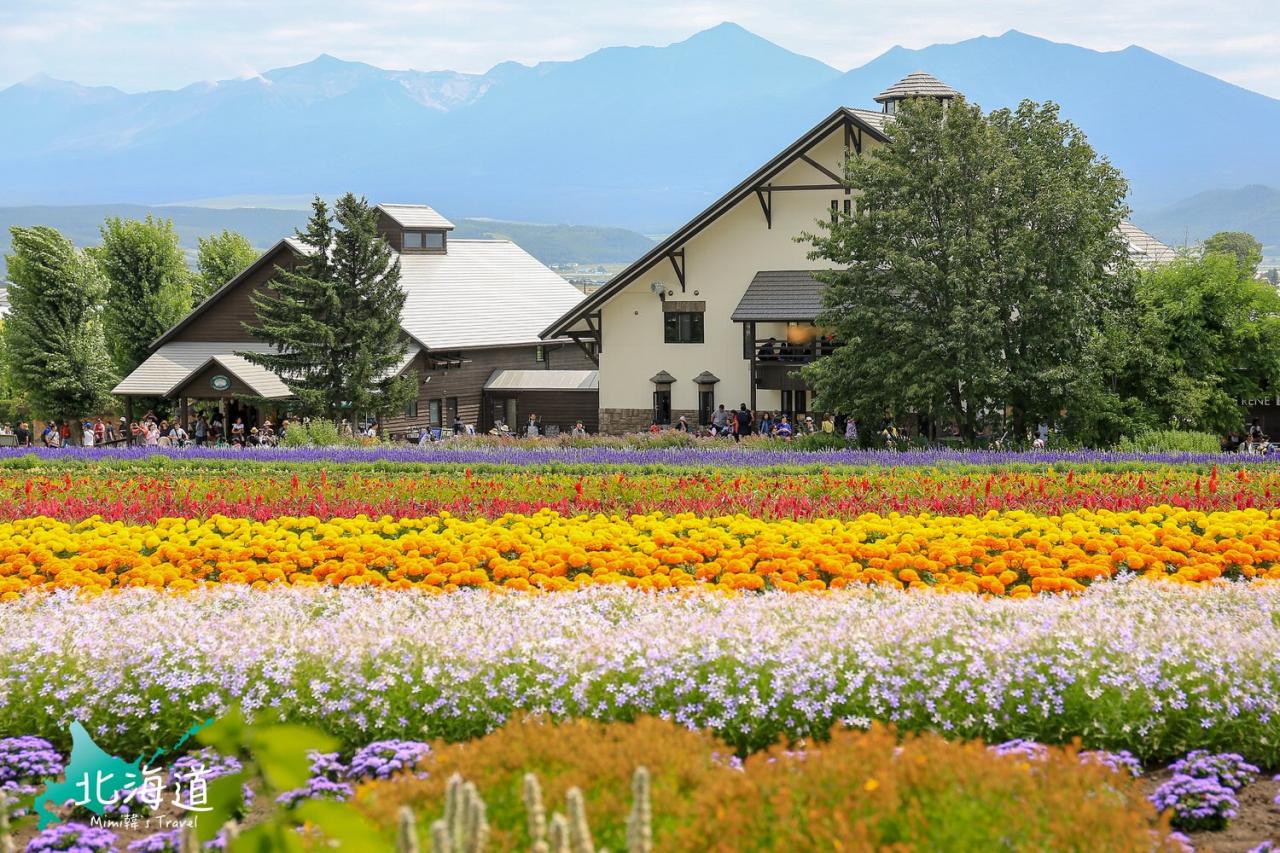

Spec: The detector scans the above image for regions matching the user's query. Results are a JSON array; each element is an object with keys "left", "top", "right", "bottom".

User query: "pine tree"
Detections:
[
  {"left": 243, "top": 194, "right": 412, "bottom": 418},
  {"left": 4, "top": 227, "right": 116, "bottom": 434}
]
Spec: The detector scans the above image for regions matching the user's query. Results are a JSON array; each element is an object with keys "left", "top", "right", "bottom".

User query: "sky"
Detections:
[{"left": 3, "top": 0, "right": 1279, "bottom": 98}]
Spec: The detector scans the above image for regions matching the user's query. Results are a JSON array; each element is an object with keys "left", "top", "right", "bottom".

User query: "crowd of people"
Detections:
[
  {"left": 0, "top": 411, "right": 291, "bottom": 448},
  {"left": 666, "top": 404, "right": 856, "bottom": 443}
]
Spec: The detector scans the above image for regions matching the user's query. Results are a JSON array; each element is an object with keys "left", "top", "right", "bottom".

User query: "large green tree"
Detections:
[
  {"left": 804, "top": 97, "right": 1130, "bottom": 442},
  {"left": 97, "top": 215, "right": 193, "bottom": 379},
  {"left": 1202, "top": 230, "right": 1263, "bottom": 278},
  {"left": 4, "top": 227, "right": 115, "bottom": 433},
  {"left": 195, "top": 229, "right": 258, "bottom": 305},
  {"left": 243, "top": 194, "right": 412, "bottom": 418}
]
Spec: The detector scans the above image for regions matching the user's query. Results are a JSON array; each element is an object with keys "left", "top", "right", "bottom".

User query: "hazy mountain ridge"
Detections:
[
  {"left": 2, "top": 24, "right": 1278, "bottom": 230},
  {"left": 0, "top": 205, "right": 656, "bottom": 276}
]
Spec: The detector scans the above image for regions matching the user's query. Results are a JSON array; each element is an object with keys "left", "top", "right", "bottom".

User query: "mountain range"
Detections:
[{"left": 2, "top": 24, "right": 1279, "bottom": 242}]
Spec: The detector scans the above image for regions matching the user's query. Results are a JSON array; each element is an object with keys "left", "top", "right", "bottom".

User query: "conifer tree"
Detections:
[
  {"left": 4, "top": 226, "right": 115, "bottom": 434},
  {"left": 243, "top": 194, "right": 412, "bottom": 418}
]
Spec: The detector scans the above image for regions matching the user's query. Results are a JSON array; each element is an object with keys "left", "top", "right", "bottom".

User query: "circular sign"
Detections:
[{"left": 209, "top": 375, "right": 232, "bottom": 392}]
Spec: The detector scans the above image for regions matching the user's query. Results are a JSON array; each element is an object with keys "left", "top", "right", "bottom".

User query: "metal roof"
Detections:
[
  {"left": 874, "top": 71, "right": 961, "bottom": 103},
  {"left": 1118, "top": 220, "right": 1178, "bottom": 266},
  {"left": 731, "top": 270, "right": 826, "bottom": 322},
  {"left": 112, "top": 342, "right": 292, "bottom": 399},
  {"left": 399, "top": 239, "right": 585, "bottom": 350},
  {"left": 377, "top": 203, "right": 455, "bottom": 231},
  {"left": 483, "top": 369, "right": 599, "bottom": 392}
]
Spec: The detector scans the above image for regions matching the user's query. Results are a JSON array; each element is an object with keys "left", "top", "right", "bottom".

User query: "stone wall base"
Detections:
[{"left": 599, "top": 407, "right": 700, "bottom": 434}]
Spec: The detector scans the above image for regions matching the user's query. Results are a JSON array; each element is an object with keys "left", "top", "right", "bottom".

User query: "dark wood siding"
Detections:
[
  {"left": 172, "top": 246, "right": 295, "bottom": 343},
  {"left": 381, "top": 343, "right": 596, "bottom": 438},
  {"left": 376, "top": 211, "right": 404, "bottom": 252},
  {"left": 484, "top": 390, "right": 599, "bottom": 435},
  {"left": 172, "top": 361, "right": 256, "bottom": 398}
]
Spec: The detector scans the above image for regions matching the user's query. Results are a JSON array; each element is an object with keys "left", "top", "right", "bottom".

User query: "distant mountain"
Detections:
[
  {"left": 2, "top": 25, "right": 1277, "bottom": 229},
  {"left": 1133, "top": 185, "right": 1280, "bottom": 256},
  {"left": 0, "top": 205, "right": 655, "bottom": 275}
]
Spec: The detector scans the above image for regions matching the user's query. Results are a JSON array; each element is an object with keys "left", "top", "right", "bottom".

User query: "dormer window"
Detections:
[{"left": 403, "top": 230, "right": 446, "bottom": 252}]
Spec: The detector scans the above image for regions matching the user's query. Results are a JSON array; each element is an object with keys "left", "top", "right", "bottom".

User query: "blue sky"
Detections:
[{"left": 3, "top": 0, "right": 1279, "bottom": 98}]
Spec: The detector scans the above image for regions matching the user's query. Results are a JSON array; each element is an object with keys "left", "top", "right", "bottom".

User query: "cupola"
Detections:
[{"left": 874, "top": 71, "right": 960, "bottom": 115}]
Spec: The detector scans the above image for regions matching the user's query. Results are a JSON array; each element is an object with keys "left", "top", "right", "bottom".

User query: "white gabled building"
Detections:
[{"left": 543, "top": 72, "right": 1175, "bottom": 433}]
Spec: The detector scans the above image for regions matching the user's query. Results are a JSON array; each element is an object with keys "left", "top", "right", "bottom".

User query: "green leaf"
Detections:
[
  {"left": 249, "top": 725, "right": 339, "bottom": 792},
  {"left": 296, "top": 799, "right": 392, "bottom": 849},
  {"left": 197, "top": 769, "right": 250, "bottom": 844},
  {"left": 231, "top": 819, "right": 307, "bottom": 853},
  {"left": 197, "top": 706, "right": 247, "bottom": 756}
]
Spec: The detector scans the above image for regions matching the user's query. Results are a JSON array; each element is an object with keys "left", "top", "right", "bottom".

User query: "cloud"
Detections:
[{"left": 1, "top": 0, "right": 1277, "bottom": 98}]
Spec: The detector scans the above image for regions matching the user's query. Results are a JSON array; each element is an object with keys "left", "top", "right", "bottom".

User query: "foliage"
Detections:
[
  {"left": 243, "top": 194, "right": 413, "bottom": 419},
  {"left": 0, "top": 323, "right": 29, "bottom": 425},
  {"left": 1202, "top": 230, "right": 1263, "bottom": 277},
  {"left": 3, "top": 226, "right": 115, "bottom": 426},
  {"left": 804, "top": 96, "right": 1130, "bottom": 443},
  {"left": 680, "top": 725, "right": 1173, "bottom": 852},
  {"left": 357, "top": 718, "right": 1173, "bottom": 852},
  {"left": 1116, "top": 431, "right": 1222, "bottom": 454},
  {"left": 195, "top": 230, "right": 258, "bottom": 305},
  {"left": 96, "top": 215, "right": 193, "bottom": 381}
]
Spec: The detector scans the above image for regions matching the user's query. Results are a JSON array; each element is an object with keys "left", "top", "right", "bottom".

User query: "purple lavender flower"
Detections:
[
  {"left": 1169, "top": 750, "right": 1259, "bottom": 791},
  {"left": 1246, "top": 841, "right": 1278, "bottom": 853},
  {"left": 274, "top": 776, "right": 354, "bottom": 809},
  {"left": 344, "top": 740, "right": 430, "bottom": 780},
  {"left": 168, "top": 747, "right": 243, "bottom": 785},
  {"left": 26, "top": 821, "right": 117, "bottom": 852},
  {"left": 1164, "top": 832, "right": 1194, "bottom": 853},
  {"left": 1079, "top": 749, "right": 1143, "bottom": 777},
  {"left": 0, "top": 736, "right": 64, "bottom": 783},
  {"left": 127, "top": 828, "right": 227, "bottom": 852},
  {"left": 1149, "top": 774, "right": 1238, "bottom": 831},
  {"left": 989, "top": 739, "right": 1048, "bottom": 761}
]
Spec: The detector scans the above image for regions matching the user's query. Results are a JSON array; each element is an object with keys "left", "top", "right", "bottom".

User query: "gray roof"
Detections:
[
  {"left": 731, "top": 270, "right": 826, "bottom": 322},
  {"left": 484, "top": 369, "right": 599, "bottom": 392},
  {"left": 398, "top": 240, "right": 585, "bottom": 350},
  {"left": 845, "top": 108, "right": 892, "bottom": 135},
  {"left": 112, "top": 342, "right": 292, "bottom": 398},
  {"left": 875, "top": 71, "right": 961, "bottom": 103},
  {"left": 377, "top": 203, "right": 455, "bottom": 231},
  {"left": 1118, "top": 220, "right": 1178, "bottom": 266}
]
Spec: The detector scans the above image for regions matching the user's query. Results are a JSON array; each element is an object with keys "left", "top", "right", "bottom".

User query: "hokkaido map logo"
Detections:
[{"left": 34, "top": 717, "right": 217, "bottom": 830}]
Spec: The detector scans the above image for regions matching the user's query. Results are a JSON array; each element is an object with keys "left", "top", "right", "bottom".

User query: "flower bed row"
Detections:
[
  {"left": 2, "top": 507, "right": 1280, "bottom": 597},
  {"left": 2, "top": 583, "right": 1279, "bottom": 762},
  {"left": 0, "top": 467, "right": 1275, "bottom": 523}
]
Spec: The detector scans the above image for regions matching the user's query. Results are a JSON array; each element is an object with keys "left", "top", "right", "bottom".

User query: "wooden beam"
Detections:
[
  {"left": 754, "top": 188, "right": 772, "bottom": 229},
  {"left": 757, "top": 183, "right": 845, "bottom": 192},
  {"left": 799, "top": 154, "right": 843, "bottom": 184},
  {"left": 566, "top": 332, "right": 600, "bottom": 366},
  {"left": 667, "top": 250, "right": 686, "bottom": 293}
]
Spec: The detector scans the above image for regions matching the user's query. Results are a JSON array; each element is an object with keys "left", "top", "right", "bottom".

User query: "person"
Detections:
[
  {"left": 732, "top": 404, "right": 752, "bottom": 443},
  {"left": 230, "top": 417, "right": 246, "bottom": 445},
  {"left": 675, "top": 415, "right": 691, "bottom": 432},
  {"left": 192, "top": 415, "right": 207, "bottom": 446},
  {"left": 526, "top": 414, "right": 540, "bottom": 439},
  {"left": 822, "top": 414, "right": 835, "bottom": 435},
  {"left": 803, "top": 415, "right": 816, "bottom": 435},
  {"left": 93, "top": 417, "right": 106, "bottom": 446},
  {"left": 571, "top": 421, "right": 588, "bottom": 438},
  {"left": 144, "top": 421, "right": 160, "bottom": 447},
  {"left": 59, "top": 421, "right": 71, "bottom": 448},
  {"left": 247, "top": 427, "right": 260, "bottom": 447},
  {"left": 758, "top": 338, "right": 777, "bottom": 361},
  {"left": 844, "top": 417, "right": 858, "bottom": 444},
  {"left": 172, "top": 423, "right": 189, "bottom": 447},
  {"left": 82, "top": 421, "right": 94, "bottom": 447},
  {"left": 158, "top": 419, "right": 173, "bottom": 445},
  {"left": 14, "top": 422, "right": 29, "bottom": 448},
  {"left": 776, "top": 415, "right": 793, "bottom": 440},
  {"left": 758, "top": 411, "right": 774, "bottom": 437},
  {"left": 1248, "top": 419, "right": 1265, "bottom": 452},
  {"left": 711, "top": 404, "right": 730, "bottom": 437},
  {"left": 40, "top": 422, "right": 54, "bottom": 447},
  {"left": 451, "top": 414, "right": 465, "bottom": 437}
]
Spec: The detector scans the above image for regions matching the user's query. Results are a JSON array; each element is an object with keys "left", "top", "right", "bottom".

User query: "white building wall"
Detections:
[{"left": 597, "top": 127, "right": 876, "bottom": 427}]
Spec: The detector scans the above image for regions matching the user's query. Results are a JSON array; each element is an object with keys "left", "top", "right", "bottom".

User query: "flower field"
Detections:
[{"left": 1, "top": 449, "right": 1279, "bottom": 849}]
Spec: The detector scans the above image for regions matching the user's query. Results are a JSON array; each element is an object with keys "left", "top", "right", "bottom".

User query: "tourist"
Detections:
[
  {"left": 675, "top": 415, "right": 691, "bottom": 432},
  {"left": 844, "top": 417, "right": 858, "bottom": 444},
  {"left": 711, "top": 404, "right": 730, "bottom": 436},
  {"left": 82, "top": 421, "right": 95, "bottom": 447},
  {"left": 732, "top": 404, "right": 752, "bottom": 443},
  {"left": 571, "top": 421, "right": 588, "bottom": 438},
  {"left": 758, "top": 338, "right": 777, "bottom": 361},
  {"left": 776, "top": 415, "right": 793, "bottom": 440},
  {"left": 59, "top": 421, "right": 71, "bottom": 448},
  {"left": 758, "top": 411, "right": 774, "bottom": 436},
  {"left": 822, "top": 414, "right": 835, "bottom": 435},
  {"left": 451, "top": 414, "right": 465, "bottom": 436},
  {"left": 526, "top": 414, "right": 540, "bottom": 439},
  {"left": 14, "top": 422, "right": 29, "bottom": 447},
  {"left": 172, "top": 423, "right": 189, "bottom": 447},
  {"left": 230, "top": 416, "right": 246, "bottom": 445}
]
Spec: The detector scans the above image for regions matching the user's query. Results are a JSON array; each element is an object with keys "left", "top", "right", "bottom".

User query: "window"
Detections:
[
  {"left": 403, "top": 399, "right": 419, "bottom": 419},
  {"left": 535, "top": 346, "right": 546, "bottom": 364},
  {"left": 402, "top": 230, "right": 446, "bottom": 251},
  {"left": 830, "top": 199, "right": 839, "bottom": 225},
  {"left": 698, "top": 388, "right": 714, "bottom": 426},
  {"left": 663, "top": 312, "right": 704, "bottom": 344},
  {"left": 653, "top": 388, "right": 672, "bottom": 425},
  {"left": 428, "top": 399, "right": 442, "bottom": 428},
  {"left": 843, "top": 198, "right": 853, "bottom": 217}
]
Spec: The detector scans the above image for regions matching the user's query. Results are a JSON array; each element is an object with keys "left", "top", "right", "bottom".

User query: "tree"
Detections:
[
  {"left": 1202, "top": 231, "right": 1263, "bottom": 278},
  {"left": 804, "top": 97, "right": 1130, "bottom": 442},
  {"left": 97, "top": 215, "right": 193, "bottom": 380},
  {"left": 4, "top": 227, "right": 115, "bottom": 434},
  {"left": 195, "top": 230, "right": 258, "bottom": 305},
  {"left": 243, "top": 194, "right": 412, "bottom": 419}
]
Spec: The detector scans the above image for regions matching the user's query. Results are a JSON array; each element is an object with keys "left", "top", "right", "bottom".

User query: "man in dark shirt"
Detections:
[{"left": 733, "top": 404, "right": 753, "bottom": 443}]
